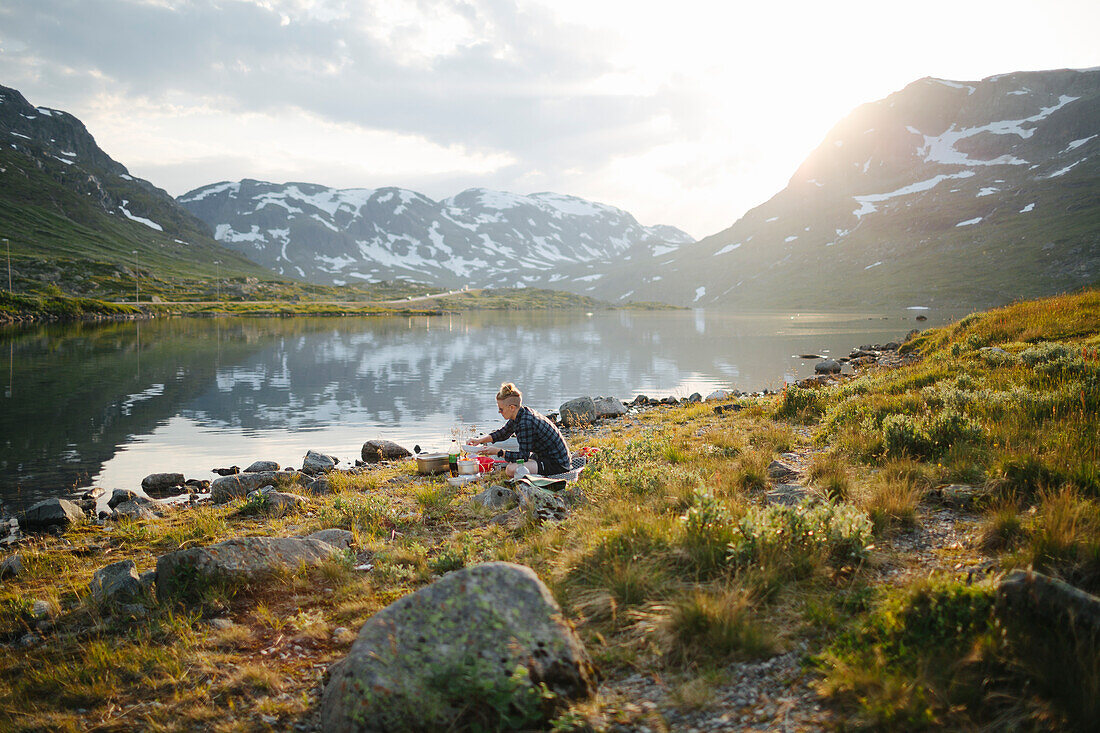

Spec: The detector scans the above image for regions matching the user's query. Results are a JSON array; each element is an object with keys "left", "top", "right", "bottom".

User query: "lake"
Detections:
[{"left": 0, "top": 308, "right": 951, "bottom": 513}]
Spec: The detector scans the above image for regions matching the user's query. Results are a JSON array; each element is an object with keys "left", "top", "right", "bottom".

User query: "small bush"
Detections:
[
  {"left": 859, "top": 474, "right": 922, "bottom": 532},
  {"left": 729, "top": 501, "right": 873, "bottom": 576},
  {"left": 881, "top": 413, "right": 931, "bottom": 458},
  {"left": 316, "top": 495, "right": 397, "bottom": 538},
  {"left": 925, "top": 410, "right": 983, "bottom": 453},
  {"left": 1022, "top": 489, "right": 1100, "bottom": 594},
  {"left": 679, "top": 488, "right": 740, "bottom": 575},
  {"left": 978, "top": 504, "right": 1024, "bottom": 553},
  {"left": 657, "top": 589, "right": 776, "bottom": 668},
  {"left": 774, "top": 385, "right": 824, "bottom": 420},
  {"left": 808, "top": 454, "right": 852, "bottom": 501}
]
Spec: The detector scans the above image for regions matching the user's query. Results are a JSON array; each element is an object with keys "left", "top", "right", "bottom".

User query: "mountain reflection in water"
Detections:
[{"left": 0, "top": 309, "right": 943, "bottom": 512}]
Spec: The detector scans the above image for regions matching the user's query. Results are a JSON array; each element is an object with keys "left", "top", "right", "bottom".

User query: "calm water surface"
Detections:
[{"left": 0, "top": 308, "right": 952, "bottom": 512}]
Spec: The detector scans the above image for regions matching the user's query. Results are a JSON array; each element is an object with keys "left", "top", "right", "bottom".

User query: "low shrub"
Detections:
[
  {"left": 881, "top": 413, "right": 931, "bottom": 458},
  {"left": 315, "top": 494, "right": 397, "bottom": 537},
  {"left": 679, "top": 488, "right": 740, "bottom": 575},
  {"left": 729, "top": 501, "right": 873, "bottom": 576},
  {"left": 656, "top": 588, "right": 776, "bottom": 668},
  {"left": 774, "top": 385, "right": 824, "bottom": 420}
]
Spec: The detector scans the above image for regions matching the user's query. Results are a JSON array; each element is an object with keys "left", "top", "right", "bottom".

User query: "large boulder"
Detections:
[
  {"left": 244, "top": 460, "right": 280, "bottom": 473},
  {"left": 814, "top": 359, "right": 842, "bottom": 374},
  {"left": 21, "top": 498, "right": 84, "bottom": 529},
  {"left": 140, "top": 473, "right": 185, "bottom": 494},
  {"left": 210, "top": 471, "right": 288, "bottom": 504},
  {"left": 593, "top": 396, "right": 627, "bottom": 419},
  {"left": 303, "top": 450, "right": 338, "bottom": 474},
  {"left": 89, "top": 560, "right": 144, "bottom": 606},
  {"left": 996, "top": 570, "right": 1100, "bottom": 723},
  {"left": 558, "top": 396, "right": 597, "bottom": 428},
  {"left": 320, "top": 562, "right": 595, "bottom": 732},
  {"left": 156, "top": 536, "right": 340, "bottom": 598},
  {"left": 361, "top": 439, "right": 412, "bottom": 463}
]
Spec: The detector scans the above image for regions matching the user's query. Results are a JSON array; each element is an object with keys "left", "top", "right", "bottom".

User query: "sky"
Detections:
[{"left": 1, "top": 1, "right": 1098, "bottom": 238}]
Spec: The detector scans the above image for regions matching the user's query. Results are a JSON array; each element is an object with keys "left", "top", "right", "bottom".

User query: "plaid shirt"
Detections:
[{"left": 490, "top": 406, "right": 571, "bottom": 473}]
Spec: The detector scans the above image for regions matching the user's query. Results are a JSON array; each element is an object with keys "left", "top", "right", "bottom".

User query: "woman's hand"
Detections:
[{"left": 470, "top": 435, "right": 491, "bottom": 446}]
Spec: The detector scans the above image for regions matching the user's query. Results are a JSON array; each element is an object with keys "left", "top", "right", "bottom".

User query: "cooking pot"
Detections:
[
  {"left": 416, "top": 452, "right": 449, "bottom": 475},
  {"left": 457, "top": 458, "right": 479, "bottom": 475}
]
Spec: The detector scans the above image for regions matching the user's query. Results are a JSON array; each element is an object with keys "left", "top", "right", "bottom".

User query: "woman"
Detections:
[{"left": 470, "top": 382, "right": 571, "bottom": 478}]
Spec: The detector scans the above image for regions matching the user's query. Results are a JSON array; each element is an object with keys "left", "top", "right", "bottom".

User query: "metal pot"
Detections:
[
  {"left": 416, "top": 453, "right": 450, "bottom": 475},
  {"left": 457, "top": 458, "right": 479, "bottom": 475}
]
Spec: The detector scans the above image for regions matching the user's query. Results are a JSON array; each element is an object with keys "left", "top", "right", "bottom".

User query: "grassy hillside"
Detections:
[{"left": 0, "top": 290, "right": 1096, "bottom": 729}]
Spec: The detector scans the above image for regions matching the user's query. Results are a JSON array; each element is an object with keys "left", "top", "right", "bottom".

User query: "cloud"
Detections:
[{"left": 0, "top": 0, "right": 686, "bottom": 173}]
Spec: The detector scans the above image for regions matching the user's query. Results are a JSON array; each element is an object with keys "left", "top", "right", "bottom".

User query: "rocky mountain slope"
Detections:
[
  {"left": 178, "top": 180, "right": 694, "bottom": 290},
  {"left": 597, "top": 67, "right": 1099, "bottom": 310},
  {"left": 0, "top": 84, "right": 273, "bottom": 296}
]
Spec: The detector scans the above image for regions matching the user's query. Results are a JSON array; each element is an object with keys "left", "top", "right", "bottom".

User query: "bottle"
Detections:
[
  {"left": 514, "top": 459, "right": 529, "bottom": 480},
  {"left": 448, "top": 440, "right": 459, "bottom": 477}
]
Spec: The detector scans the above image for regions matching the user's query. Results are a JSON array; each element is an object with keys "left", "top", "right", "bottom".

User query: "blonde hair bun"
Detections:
[{"left": 496, "top": 382, "right": 523, "bottom": 404}]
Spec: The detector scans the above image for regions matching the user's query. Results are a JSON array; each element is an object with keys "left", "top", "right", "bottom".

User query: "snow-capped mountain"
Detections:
[
  {"left": 178, "top": 181, "right": 694, "bottom": 289},
  {"left": 593, "top": 67, "right": 1100, "bottom": 310}
]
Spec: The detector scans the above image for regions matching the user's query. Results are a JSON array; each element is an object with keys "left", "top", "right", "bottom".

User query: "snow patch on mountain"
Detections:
[{"left": 119, "top": 200, "right": 163, "bottom": 231}]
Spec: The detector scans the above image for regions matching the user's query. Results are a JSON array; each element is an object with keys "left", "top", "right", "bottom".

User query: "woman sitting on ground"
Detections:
[{"left": 470, "top": 382, "right": 571, "bottom": 478}]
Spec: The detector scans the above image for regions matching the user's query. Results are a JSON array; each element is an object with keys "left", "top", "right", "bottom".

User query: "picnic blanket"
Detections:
[{"left": 528, "top": 454, "right": 588, "bottom": 484}]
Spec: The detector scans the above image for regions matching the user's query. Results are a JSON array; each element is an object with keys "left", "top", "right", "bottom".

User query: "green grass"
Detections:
[{"left": 1, "top": 289, "right": 1098, "bottom": 730}]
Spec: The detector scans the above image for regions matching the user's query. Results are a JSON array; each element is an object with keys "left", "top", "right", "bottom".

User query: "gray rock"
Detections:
[
  {"left": 320, "top": 562, "right": 596, "bottom": 732},
  {"left": 593, "top": 396, "right": 627, "bottom": 419},
  {"left": 490, "top": 507, "right": 526, "bottom": 528},
  {"left": 302, "top": 476, "right": 335, "bottom": 496},
  {"left": 116, "top": 603, "right": 149, "bottom": 619},
  {"left": 814, "top": 359, "right": 842, "bottom": 374},
  {"left": 996, "top": 569, "right": 1100, "bottom": 718},
  {"left": 361, "top": 440, "right": 412, "bottom": 463},
  {"left": 303, "top": 450, "right": 338, "bottom": 474},
  {"left": 210, "top": 471, "right": 288, "bottom": 504},
  {"left": 31, "top": 600, "right": 51, "bottom": 620},
  {"left": 687, "top": 392, "right": 702, "bottom": 403},
  {"left": 138, "top": 570, "right": 157, "bottom": 593},
  {"left": 0, "top": 553, "right": 25, "bottom": 579},
  {"left": 21, "top": 498, "right": 84, "bottom": 529},
  {"left": 306, "top": 529, "right": 356, "bottom": 551},
  {"left": 107, "top": 489, "right": 142, "bottom": 509},
  {"left": 559, "top": 396, "right": 597, "bottom": 428},
  {"left": 141, "top": 473, "right": 185, "bottom": 494},
  {"left": 89, "top": 559, "right": 144, "bottom": 606},
  {"left": 114, "top": 500, "right": 159, "bottom": 521},
  {"left": 246, "top": 489, "right": 307, "bottom": 515},
  {"left": 765, "top": 484, "right": 809, "bottom": 506},
  {"left": 706, "top": 389, "right": 731, "bottom": 401},
  {"left": 156, "top": 536, "right": 340, "bottom": 598},
  {"left": 559, "top": 487, "right": 589, "bottom": 508},
  {"left": 245, "top": 460, "right": 281, "bottom": 473},
  {"left": 631, "top": 394, "right": 650, "bottom": 406},
  {"left": 471, "top": 485, "right": 518, "bottom": 510},
  {"left": 767, "top": 460, "right": 800, "bottom": 482},
  {"left": 515, "top": 483, "right": 567, "bottom": 519}
]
